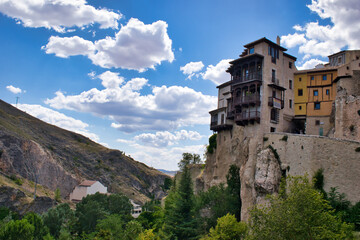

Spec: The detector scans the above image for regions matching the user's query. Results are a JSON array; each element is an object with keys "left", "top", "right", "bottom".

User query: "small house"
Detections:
[{"left": 69, "top": 180, "right": 107, "bottom": 202}]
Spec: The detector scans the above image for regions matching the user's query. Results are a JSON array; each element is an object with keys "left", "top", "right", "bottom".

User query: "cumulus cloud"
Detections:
[
  {"left": 15, "top": 104, "right": 99, "bottom": 142},
  {"left": 180, "top": 61, "right": 204, "bottom": 79},
  {"left": 202, "top": 59, "right": 233, "bottom": 85},
  {"left": 6, "top": 85, "right": 23, "bottom": 94},
  {"left": 97, "top": 71, "right": 124, "bottom": 89},
  {"left": 134, "top": 130, "right": 202, "bottom": 148},
  {"left": 0, "top": 0, "right": 121, "bottom": 32},
  {"left": 45, "top": 72, "right": 217, "bottom": 133},
  {"left": 43, "top": 18, "right": 174, "bottom": 72},
  {"left": 297, "top": 58, "right": 327, "bottom": 70},
  {"left": 281, "top": 0, "right": 360, "bottom": 58}
]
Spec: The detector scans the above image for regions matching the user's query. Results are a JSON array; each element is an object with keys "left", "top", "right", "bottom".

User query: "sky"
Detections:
[{"left": 0, "top": 0, "right": 359, "bottom": 170}]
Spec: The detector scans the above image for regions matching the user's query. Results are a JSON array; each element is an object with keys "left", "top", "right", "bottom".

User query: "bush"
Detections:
[
  {"left": 207, "top": 134, "right": 217, "bottom": 154},
  {"left": 280, "top": 135, "right": 288, "bottom": 141}
]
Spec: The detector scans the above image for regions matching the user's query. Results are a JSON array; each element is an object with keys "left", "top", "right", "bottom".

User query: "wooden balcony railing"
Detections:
[
  {"left": 233, "top": 93, "right": 261, "bottom": 107},
  {"left": 232, "top": 73, "right": 262, "bottom": 83},
  {"left": 234, "top": 110, "right": 260, "bottom": 122}
]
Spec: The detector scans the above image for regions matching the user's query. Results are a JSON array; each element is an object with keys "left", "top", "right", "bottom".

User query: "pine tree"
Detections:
[{"left": 164, "top": 164, "right": 197, "bottom": 239}]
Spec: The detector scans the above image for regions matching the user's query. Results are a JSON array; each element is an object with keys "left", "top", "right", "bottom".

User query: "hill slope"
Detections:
[{"left": 0, "top": 99, "right": 168, "bottom": 203}]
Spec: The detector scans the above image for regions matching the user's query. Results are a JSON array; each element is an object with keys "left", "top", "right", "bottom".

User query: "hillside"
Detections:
[{"left": 0, "top": 99, "right": 169, "bottom": 204}]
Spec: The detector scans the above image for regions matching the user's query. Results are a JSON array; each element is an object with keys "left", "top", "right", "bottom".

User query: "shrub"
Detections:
[
  {"left": 207, "top": 134, "right": 217, "bottom": 154},
  {"left": 263, "top": 137, "right": 268, "bottom": 142},
  {"left": 355, "top": 147, "right": 360, "bottom": 152},
  {"left": 280, "top": 135, "right": 288, "bottom": 141}
]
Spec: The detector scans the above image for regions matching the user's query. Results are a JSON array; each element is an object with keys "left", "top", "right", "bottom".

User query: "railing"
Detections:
[
  {"left": 268, "top": 97, "right": 284, "bottom": 109},
  {"left": 234, "top": 110, "right": 260, "bottom": 122},
  {"left": 271, "top": 77, "right": 280, "bottom": 85},
  {"left": 233, "top": 93, "right": 260, "bottom": 106},
  {"left": 233, "top": 73, "right": 262, "bottom": 83}
]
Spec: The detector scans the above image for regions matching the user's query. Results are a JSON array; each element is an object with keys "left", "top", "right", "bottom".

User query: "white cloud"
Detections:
[
  {"left": 15, "top": 104, "right": 99, "bottom": 142},
  {"left": 297, "top": 58, "right": 327, "bottom": 70},
  {"left": 180, "top": 61, "right": 204, "bottom": 79},
  {"left": 281, "top": 33, "right": 306, "bottom": 48},
  {"left": 97, "top": 71, "right": 124, "bottom": 89},
  {"left": 42, "top": 36, "right": 95, "bottom": 58},
  {"left": 0, "top": 0, "right": 122, "bottom": 32},
  {"left": 45, "top": 72, "right": 217, "bottom": 133},
  {"left": 43, "top": 18, "right": 174, "bottom": 72},
  {"left": 281, "top": 0, "right": 360, "bottom": 58},
  {"left": 0, "top": 0, "right": 121, "bottom": 32},
  {"left": 134, "top": 130, "right": 202, "bottom": 148},
  {"left": 202, "top": 59, "right": 233, "bottom": 85},
  {"left": 122, "top": 142, "right": 206, "bottom": 170},
  {"left": 6, "top": 85, "right": 23, "bottom": 94}
]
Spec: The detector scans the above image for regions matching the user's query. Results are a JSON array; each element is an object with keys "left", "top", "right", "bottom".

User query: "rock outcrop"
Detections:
[{"left": 0, "top": 99, "right": 169, "bottom": 204}]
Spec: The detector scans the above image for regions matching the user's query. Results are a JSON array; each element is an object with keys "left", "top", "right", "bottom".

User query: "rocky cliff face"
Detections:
[{"left": 0, "top": 99, "right": 169, "bottom": 203}]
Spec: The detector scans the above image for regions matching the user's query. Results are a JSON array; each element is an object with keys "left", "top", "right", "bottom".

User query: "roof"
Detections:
[
  {"left": 229, "top": 53, "right": 264, "bottom": 65},
  {"left": 283, "top": 52, "right": 297, "bottom": 61},
  {"left": 216, "top": 80, "right": 232, "bottom": 89},
  {"left": 79, "top": 180, "right": 97, "bottom": 187},
  {"left": 294, "top": 66, "right": 338, "bottom": 74},
  {"left": 243, "top": 37, "right": 287, "bottom": 51}
]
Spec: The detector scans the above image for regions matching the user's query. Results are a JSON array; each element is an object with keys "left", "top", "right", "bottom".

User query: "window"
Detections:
[
  {"left": 289, "top": 80, "right": 293, "bottom": 89},
  {"left": 289, "top": 99, "right": 292, "bottom": 109},
  {"left": 326, "top": 89, "right": 330, "bottom": 95},
  {"left": 268, "top": 45, "right": 279, "bottom": 63},
  {"left": 298, "top": 89, "right": 303, "bottom": 96},
  {"left": 299, "top": 106, "right": 302, "bottom": 110},
  {"left": 249, "top": 48, "right": 254, "bottom": 54},
  {"left": 289, "top": 62, "right": 292, "bottom": 68},
  {"left": 338, "top": 57, "right": 342, "bottom": 64},
  {"left": 315, "top": 120, "right": 320, "bottom": 125},
  {"left": 299, "top": 77, "right": 302, "bottom": 82},
  {"left": 311, "top": 76, "right": 314, "bottom": 80},
  {"left": 270, "top": 108, "right": 279, "bottom": 123},
  {"left": 270, "top": 127, "right": 276, "bottom": 132},
  {"left": 314, "top": 90, "right": 318, "bottom": 96},
  {"left": 314, "top": 102, "right": 320, "bottom": 110},
  {"left": 272, "top": 70, "right": 276, "bottom": 82},
  {"left": 322, "top": 75, "right": 327, "bottom": 80}
]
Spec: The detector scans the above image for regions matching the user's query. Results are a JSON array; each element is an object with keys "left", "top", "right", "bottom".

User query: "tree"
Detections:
[
  {"left": 247, "top": 176, "right": 353, "bottom": 240},
  {"left": 124, "top": 220, "right": 143, "bottom": 240},
  {"left": 206, "top": 134, "right": 217, "bottom": 154},
  {"left": 226, "top": 165, "right": 241, "bottom": 221},
  {"left": 164, "top": 165, "right": 198, "bottom": 239},
  {"left": 96, "top": 214, "right": 124, "bottom": 239},
  {"left": 24, "top": 212, "right": 48, "bottom": 240},
  {"left": 200, "top": 214, "right": 247, "bottom": 240},
  {"left": 137, "top": 229, "right": 160, "bottom": 240},
  {"left": 0, "top": 219, "right": 35, "bottom": 240},
  {"left": 43, "top": 203, "right": 75, "bottom": 238},
  {"left": 55, "top": 188, "right": 61, "bottom": 202},
  {"left": 178, "top": 153, "right": 201, "bottom": 170}
]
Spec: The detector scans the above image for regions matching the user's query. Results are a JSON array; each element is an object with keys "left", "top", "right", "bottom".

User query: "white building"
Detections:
[
  {"left": 130, "top": 200, "right": 142, "bottom": 218},
  {"left": 69, "top": 180, "right": 107, "bottom": 202}
]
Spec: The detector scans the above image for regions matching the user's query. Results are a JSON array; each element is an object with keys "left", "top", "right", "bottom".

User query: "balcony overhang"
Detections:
[{"left": 268, "top": 83, "right": 286, "bottom": 91}]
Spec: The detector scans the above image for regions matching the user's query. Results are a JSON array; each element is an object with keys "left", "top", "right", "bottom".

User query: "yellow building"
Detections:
[{"left": 293, "top": 67, "right": 337, "bottom": 135}]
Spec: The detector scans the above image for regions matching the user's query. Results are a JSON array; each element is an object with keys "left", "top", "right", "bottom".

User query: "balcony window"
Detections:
[
  {"left": 322, "top": 75, "right": 327, "bottom": 80},
  {"left": 314, "top": 90, "right": 318, "bottom": 96},
  {"left": 249, "top": 48, "right": 254, "bottom": 54},
  {"left": 326, "top": 89, "right": 330, "bottom": 95},
  {"left": 311, "top": 76, "right": 314, "bottom": 80},
  {"left": 270, "top": 108, "right": 279, "bottom": 123}
]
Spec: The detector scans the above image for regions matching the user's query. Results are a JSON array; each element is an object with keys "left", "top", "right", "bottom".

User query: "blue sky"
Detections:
[{"left": 0, "top": 0, "right": 359, "bottom": 170}]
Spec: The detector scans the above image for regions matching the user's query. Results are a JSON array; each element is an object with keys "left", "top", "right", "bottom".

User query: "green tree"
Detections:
[
  {"left": 96, "top": 214, "right": 124, "bottom": 239},
  {"left": 206, "top": 134, "right": 217, "bottom": 154},
  {"left": 108, "top": 193, "right": 132, "bottom": 216},
  {"left": 164, "top": 164, "right": 198, "bottom": 239},
  {"left": 43, "top": 203, "right": 75, "bottom": 238},
  {"left": 178, "top": 153, "right": 201, "bottom": 170},
  {"left": 201, "top": 214, "right": 247, "bottom": 240},
  {"left": 124, "top": 220, "right": 143, "bottom": 240},
  {"left": 55, "top": 188, "right": 61, "bottom": 202},
  {"left": 24, "top": 212, "right": 48, "bottom": 240},
  {"left": 76, "top": 200, "right": 108, "bottom": 233},
  {"left": 226, "top": 165, "right": 241, "bottom": 221},
  {"left": 0, "top": 219, "right": 35, "bottom": 240},
  {"left": 137, "top": 229, "right": 160, "bottom": 240},
  {"left": 247, "top": 176, "right": 353, "bottom": 240}
]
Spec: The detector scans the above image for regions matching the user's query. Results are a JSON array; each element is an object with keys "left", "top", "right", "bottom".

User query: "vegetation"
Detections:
[
  {"left": 0, "top": 154, "right": 358, "bottom": 240},
  {"left": 54, "top": 188, "right": 61, "bottom": 202},
  {"left": 178, "top": 152, "right": 202, "bottom": 171},
  {"left": 206, "top": 134, "right": 217, "bottom": 154},
  {"left": 280, "top": 135, "right": 288, "bottom": 141}
]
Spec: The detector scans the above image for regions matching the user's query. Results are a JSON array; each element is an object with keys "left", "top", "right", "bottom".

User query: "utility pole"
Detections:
[{"left": 15, "top": 96, "right": 20, "bottom": 107}]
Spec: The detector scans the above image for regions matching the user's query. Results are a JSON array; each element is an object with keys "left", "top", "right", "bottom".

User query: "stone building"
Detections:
[
  {"left": 69, "top": 180, "right": 107, "bottom": 202},
  {"left": 210, "top": 37, "right": 297, "bottom": 134}
]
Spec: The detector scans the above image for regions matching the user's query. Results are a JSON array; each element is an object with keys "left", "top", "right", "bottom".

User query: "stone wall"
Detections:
[{"left": 263, "top": 133, "right": 360, "bottom": 204}]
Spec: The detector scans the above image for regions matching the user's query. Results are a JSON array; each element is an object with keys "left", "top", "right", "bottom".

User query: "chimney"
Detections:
[{"left": 276, "top": 36, "right": 280, "bottom": 45}]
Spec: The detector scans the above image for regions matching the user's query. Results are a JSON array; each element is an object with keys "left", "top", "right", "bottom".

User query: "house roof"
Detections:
[
  {"left": 294, "top": 66, "right": 338, "bottom": 74},
  {"left": 79, "top": 180, "right": 97, "bottom": 187},
  {"left": 243, "top": 37, "right": 287, "bottom": 51}
]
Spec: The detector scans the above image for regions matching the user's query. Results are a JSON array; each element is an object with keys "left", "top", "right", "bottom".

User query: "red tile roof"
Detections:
[{"left": 79, "top": 180, "right": 97, "bottom": 187}]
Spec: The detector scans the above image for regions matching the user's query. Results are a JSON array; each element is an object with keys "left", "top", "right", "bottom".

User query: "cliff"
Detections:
[
  {"left": 0, "top": 99, "right": 169, "bottom": 204},
  {"left": 198, "top": 126, "right": 360, "bottom": 220}
]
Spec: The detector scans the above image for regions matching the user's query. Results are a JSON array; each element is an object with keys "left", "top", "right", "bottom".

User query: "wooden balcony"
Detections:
[
  {"left": 232, "top": 73, "right": 262, "bottom": 84},
  {"left": 233, "top": 93, "right": 261, "bottom": 107},
  {"left": 268, "top": 97, "right": 284, "bottom": 109},
  {"left": 210, "top": 121, "right": 233, "bottom": 131},
  {"left": 234, "top": 110, "right": 260, "bottom": 125}
]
